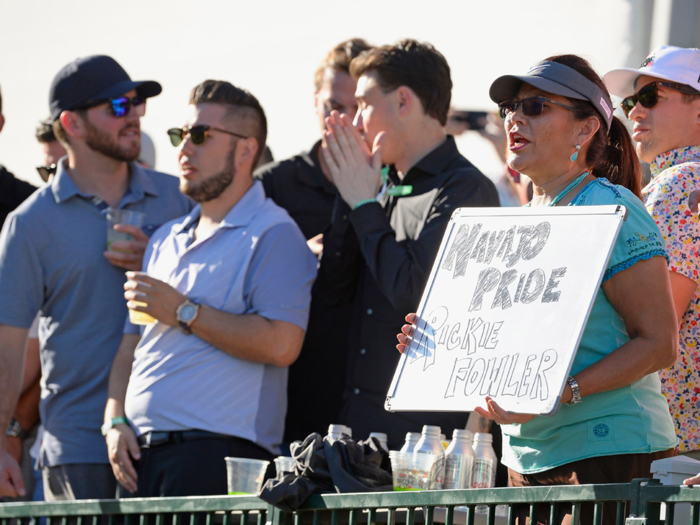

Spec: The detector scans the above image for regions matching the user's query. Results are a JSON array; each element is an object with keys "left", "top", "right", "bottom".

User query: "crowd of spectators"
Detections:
[{"left": 0, "top": 38, "right": 698, "bottom": 525}]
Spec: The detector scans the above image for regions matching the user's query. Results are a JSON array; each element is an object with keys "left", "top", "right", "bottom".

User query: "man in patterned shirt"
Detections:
[{"left": 605, "top": 45, "right": 700, "bottom": 457}]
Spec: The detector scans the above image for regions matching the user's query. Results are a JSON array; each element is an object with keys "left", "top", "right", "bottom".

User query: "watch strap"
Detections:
[
  {"left": 101, "top": 416, "right": 130, "bottom": 436},
  {"left": 565, "top": 376, "right": 582, "bottom": 405},
  {"left": 6, "top": 418, "right": 29, "bottom": 439}
]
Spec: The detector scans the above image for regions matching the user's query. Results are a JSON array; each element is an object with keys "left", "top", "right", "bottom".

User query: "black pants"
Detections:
[{"left": 117, "top": 432, "right": 275, "bottom": 498}]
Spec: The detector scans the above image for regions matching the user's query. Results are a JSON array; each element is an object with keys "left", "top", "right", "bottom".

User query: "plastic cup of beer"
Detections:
[
  {"left": 225, "top": 457, "right": 270, "bottom": 495},
  {"left": 126, "top": 272, "right": 156, "bottom": 325},
  {"left": 106, "top": 208, "right": 145, "bottom": 251}
]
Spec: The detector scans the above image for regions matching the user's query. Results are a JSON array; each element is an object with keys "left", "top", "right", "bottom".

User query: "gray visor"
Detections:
[{"left": 489, "top": 60, "right": 614, "bottom": 131}]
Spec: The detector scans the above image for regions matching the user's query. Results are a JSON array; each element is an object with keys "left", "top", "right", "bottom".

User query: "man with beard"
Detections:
[
  {"left": 0, "top": 56, "right": 193, "bottom": 500},
  {"left": 103, "top": 80, "right": 316, "bottom": 498}
]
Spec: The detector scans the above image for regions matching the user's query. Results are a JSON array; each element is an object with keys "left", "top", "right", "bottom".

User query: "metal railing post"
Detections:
[{"left": 266, "top": 505, "right": 293, "bottom": 525}]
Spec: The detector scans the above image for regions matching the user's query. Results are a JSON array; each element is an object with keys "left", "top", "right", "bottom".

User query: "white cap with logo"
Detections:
[{"left": 603, "top": 45, "right": 700, "bottom": 98}]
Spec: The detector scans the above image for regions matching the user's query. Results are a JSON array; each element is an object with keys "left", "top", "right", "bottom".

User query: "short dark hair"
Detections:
[
  {"left": 189, "top": 80, "right": 267, "bottom": 167},
  {"left": 36, "top": 119, "right": 57, "bottom": 143},
  {"left": 314, "top": 38, "right": 373, "bottom": 91},
  {"left": 350, "top": 39, "right": 452, "bottom": 126}
]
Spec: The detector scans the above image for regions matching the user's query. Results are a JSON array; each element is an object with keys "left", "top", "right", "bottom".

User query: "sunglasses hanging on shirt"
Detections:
[{"left": 36, "top": 164, "right": 57, "bottom": 182}]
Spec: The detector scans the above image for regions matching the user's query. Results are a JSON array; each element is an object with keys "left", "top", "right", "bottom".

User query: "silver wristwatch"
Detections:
[
  {"left": 566, "top": 376, "right": 582, "bottom": 405},
  {"left": 176, "top": 299, "right": 200, "bottom": 334}
]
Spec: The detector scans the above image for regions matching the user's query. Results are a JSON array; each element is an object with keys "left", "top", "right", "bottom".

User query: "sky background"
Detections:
[{"left": 1, "top": 0, "right": 641, "bottom": 186}]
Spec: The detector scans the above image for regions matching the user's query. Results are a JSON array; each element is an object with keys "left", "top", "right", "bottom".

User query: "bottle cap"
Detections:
[
  {"left": 328, "top": 424, "right": 351, "bottom": 437},
  {"left": 474, "top": 432, "right": 493, "bottom": 443},
  {"left": 405, "top": 432, "right": 420, "bottom": 442},
  {"left": 421, "top": 425, "right": 441, "bottom": 436},
  {"left": 453, "top": 429, "right": 474, "bottom": 440},
  {"left": 369, "top": 432, "right": 388, "bottom": 441}
]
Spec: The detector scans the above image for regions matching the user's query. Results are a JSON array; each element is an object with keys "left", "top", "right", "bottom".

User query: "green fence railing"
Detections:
[{"left": 2, "top": 478, "right": 700, "bottom": 525}]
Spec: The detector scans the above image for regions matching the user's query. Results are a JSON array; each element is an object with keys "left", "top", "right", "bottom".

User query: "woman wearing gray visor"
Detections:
[{"left": 396, "top": 55, "right": 678, "bottom": 525}]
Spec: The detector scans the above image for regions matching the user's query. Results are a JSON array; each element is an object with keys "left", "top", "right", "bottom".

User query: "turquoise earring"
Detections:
[{"left": 570, "top": 145, "right": 581, "bottom": 162}]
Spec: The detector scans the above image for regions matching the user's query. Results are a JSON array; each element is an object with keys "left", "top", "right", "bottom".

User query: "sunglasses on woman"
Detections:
[
  {"left": 167, "top": 125, "right": 249, "bottom": 147},
  {"left": 620, "top": 81, "right": 700, "bottom": 118},
  {"left": 498, "top": 97, "right": 576, "bottom": 119}
]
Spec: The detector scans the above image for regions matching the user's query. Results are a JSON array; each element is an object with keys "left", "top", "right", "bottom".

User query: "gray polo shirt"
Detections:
[
  {"left": 0, "top": 160, "right": 193, "bottom": 467},
  {"left": 124, "top": 182, "right": 317, "bottom": 454}
]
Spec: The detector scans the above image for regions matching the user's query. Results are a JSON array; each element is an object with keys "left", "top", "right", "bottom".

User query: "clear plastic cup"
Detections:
[
  {"left": 389, "top": 451, "right": 435, "bottom": 491},
  {"left": 106, "top": 208, "right": 145, "bottom": 251},
  {"left": 125, "top": 272, "right": 156, "bottom": 325},
  {"left": 274, "top": 456, "right": 295, "bottom": 475},
  {"left": 225, "top": 457, "right": 270, "bottom": 495}
]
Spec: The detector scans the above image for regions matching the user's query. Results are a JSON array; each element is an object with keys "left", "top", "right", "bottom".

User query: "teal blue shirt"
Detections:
[{"left": 501, "top": 178, "right": 678, "bottom": 474}]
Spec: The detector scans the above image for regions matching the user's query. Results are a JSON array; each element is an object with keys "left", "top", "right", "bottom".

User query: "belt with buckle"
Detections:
[{"left": 137, "top": 429, "right": 234, "bottom": 448}]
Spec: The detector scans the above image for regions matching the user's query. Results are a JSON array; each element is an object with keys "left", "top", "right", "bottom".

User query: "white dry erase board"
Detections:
[{"left": 385, "top": 205, "right": 627, "bottom": 417}]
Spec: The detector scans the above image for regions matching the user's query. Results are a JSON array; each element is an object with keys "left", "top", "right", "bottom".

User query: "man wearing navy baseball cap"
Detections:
[
  {"left": 604, "top": 46, "right": 700, "bottom": 464},
  {"left": 0, "top": 55, "right": 192, "bottom": 500}
]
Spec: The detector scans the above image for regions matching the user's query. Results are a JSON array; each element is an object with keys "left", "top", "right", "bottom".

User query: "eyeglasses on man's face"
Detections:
[
  {"left": 620, "top": 81, "right": 700, "bottom": 118},
  {"left": 167, "top": 125, "right": 248, "bottom": 147},
  {"left": 79, "top": 96, "right": 146, "bottom": 118}
]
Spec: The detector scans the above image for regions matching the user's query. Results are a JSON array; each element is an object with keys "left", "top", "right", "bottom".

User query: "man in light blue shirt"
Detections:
[
  {"left": 104, "top": 80, "right": 317, "bottom": 497},
  {"left": 0, "top": 56, "right": 193, "bottom": 500}
]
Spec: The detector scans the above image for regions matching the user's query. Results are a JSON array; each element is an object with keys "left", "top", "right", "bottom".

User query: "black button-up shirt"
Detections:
[
  {"left": 0, "top": 165, "right": 37, "bottom": 230},
  {"left": 254, "top": 142, "right": 353, "bottom": 442},
  {"left": 316, "top": 136, "right": 500, "bottom": 449},
  {"left": 255, "top": 141, "right": 336, "bottom": 239}
]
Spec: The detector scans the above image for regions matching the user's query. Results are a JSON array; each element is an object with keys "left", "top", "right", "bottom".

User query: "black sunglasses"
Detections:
[
  {"left": 620, "top": 81, "right": 700, "bottom": 118},
  {"left": 167, "top": 125, "right": 249, "bottom": 147},
  {"left": 498, "top": 96, "right": 576, "bottom": 119},
  {"left": 36, "top": 164, "right": 57, "bottom": 182}
]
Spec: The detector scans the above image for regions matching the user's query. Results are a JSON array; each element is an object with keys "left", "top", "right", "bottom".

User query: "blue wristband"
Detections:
[{"left": 354, "top": 198, "right": 377, "bottom": 210}]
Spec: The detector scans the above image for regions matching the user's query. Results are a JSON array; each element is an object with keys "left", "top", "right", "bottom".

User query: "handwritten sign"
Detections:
[{"left": 385, "top": 205, "right": 626, "bottom": 416}]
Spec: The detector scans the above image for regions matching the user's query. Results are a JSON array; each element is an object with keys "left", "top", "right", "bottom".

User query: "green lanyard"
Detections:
[{"left": 381, "top": 166, "right": 413, "bottom": 197}]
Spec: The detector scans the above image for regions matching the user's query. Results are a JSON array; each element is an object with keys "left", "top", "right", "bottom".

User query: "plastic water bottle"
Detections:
[
  {"left": 327, "top": 424, "right": 352, "bottom": 440},
  {"left": 368, "top": 432, "right": 389, "bottom": 451},
  {"left": 400, "top": 432, "right": 421, "bottom": 452},
  {"left": 472, "top": 433, "right": 497, "bottom": 488},
  {"left": 443, "top": 429, "right": 475, "bottom": 489},
  {"left": 414, "top": 425, "right": 445, "bottom": 490}
]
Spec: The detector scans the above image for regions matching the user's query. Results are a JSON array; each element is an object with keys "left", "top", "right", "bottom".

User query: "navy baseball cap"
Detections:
[
  {"left": 489, "top": 60, "right": 614, "bottom": 131},
  {"left": 49, "top": 55, "right": 162, "bottom": 122}
]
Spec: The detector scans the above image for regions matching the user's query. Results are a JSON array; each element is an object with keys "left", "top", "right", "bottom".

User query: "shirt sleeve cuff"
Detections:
[
  {"left": 123, "top": 315, "right": 141, "bottom": 335},
  {"left": 349, "top": 201, "right": 389, "bottom": 238}
]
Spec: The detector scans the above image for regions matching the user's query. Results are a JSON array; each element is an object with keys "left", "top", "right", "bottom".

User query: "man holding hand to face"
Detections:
[{"left": 317, "top": 39, "right": 499, "bottom": 449}]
